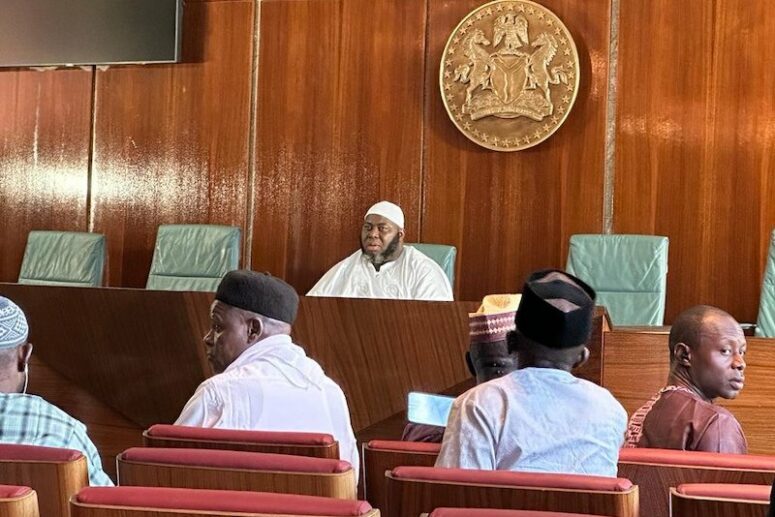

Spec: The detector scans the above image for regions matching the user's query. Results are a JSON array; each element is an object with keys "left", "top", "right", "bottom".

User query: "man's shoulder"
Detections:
[
  {"left": 404, "top": 246, "right": 446, "bottom": 272},
  {"left": 0, "top": 394, "right": 85, "bottom": 430}
]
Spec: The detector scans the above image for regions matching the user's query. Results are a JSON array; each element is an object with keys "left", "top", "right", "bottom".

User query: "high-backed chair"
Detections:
[
  {"left": 566, "top": 234, "right": 669, "bottom": 325},
  {"left": 18, "top": 231, "right": 105, "bottom": 287},
  {"left": 117, "top": 447, "right": 356, "bottom": 499},
  {"left": 670, "top": 483, "right": 770, "bottom": 517},
  {"left": 362, "top": 440, "right": 440, "bottom": 513},
  {"left": 617, "top": 447, "right": 775, "bottom": 517},
  {"left": 756, "top": 229, "right": 775, "bottom": 337},
  {"left": 0, "top": 443, "right": 88, "bottom": 517},
  {"left": 427, "top": 510, "right": 607, "bottom": 517},
  {"left": 143, "top": 425, "right": 340, "bottom": 459},
  {"left": 384, "top": 466, "right": 638, "bottom": 517},
  {"left": 70, "top": 486, "right": 379, "bottom": 517},
  {"left": 0, "top": 485, "right": 39, "bottom": 517},
  {"left": 146, "top": 224, "right": 241, "bottom": 292},
  {"left": 407, "top": 244, "right": 457, "bottom": 288}
]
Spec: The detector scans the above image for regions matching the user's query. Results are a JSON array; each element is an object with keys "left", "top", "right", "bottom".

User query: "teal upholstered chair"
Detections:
[
  {"left": 566, "top": 234, "right": 669, "bottom": 326},
  {"left": 755, "top": 229, "right": 775, "bottom": 337},
  {"left": 146, "top": 224, "right": 241, "bottom": 292},
  {"left": 407, "top": 243, "right": 457, "bottom": 288},
  {"left": 18, "top": 231, "right": 105, "bottom": 287}
]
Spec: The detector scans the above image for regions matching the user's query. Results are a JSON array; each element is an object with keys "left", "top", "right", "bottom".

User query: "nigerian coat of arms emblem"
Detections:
[{"left": 440, "top": 0, "right": 580, "bottom": 151}]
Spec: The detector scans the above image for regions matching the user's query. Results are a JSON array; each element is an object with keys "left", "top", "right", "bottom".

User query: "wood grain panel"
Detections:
[
  {"left": 253, "top": 0, "right": 426, "bottom": 293},
  {"left": 0, "top": 491, "right": 39, "bottom": 517},
  {"left": 0, "top": 69, "right": 92, "bottom": 283},
  {"left": 384, "top": 472, "right": 638, "bottom": 517},
  {"left": 91, "top": 0, "right": 254, "bottom": 287},
  {"left": 614, "top": 0, "right": 775, "bottom": 323},
  {"left": 363, "top": 442, "right": 439, "bottom": 514},
  {"left": 422, "top": 0, "right": 611, "bottom": 301},
  {"left": 670, "top": 489, "right": 769, "bottom": 517},
  {"left": 603, "top": 331, "right": 775, "bottom": 455},
  {"left": 0, "top": 455, "right": 87, "bottom": 517}
]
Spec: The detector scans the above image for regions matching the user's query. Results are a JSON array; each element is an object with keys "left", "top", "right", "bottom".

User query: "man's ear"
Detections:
[
  {"left": 247, "top": 317, "right": 263, "bottom": 343},
  {"left": 572, "top": 346, "right": 590, "bottom": 370},
  {"left": 17, "top": 343, "right": 32, "bottom": 373},
  {"left": 674, "top": 342, "right": 692, "bottom": 367},
  {"left": 465, "top": 351, "right": 476, "bottom": 378}
]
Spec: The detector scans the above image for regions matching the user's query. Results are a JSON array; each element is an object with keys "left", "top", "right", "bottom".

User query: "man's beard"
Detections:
[{"left": 362, "top": 233, "right": 401, "bottom": 267}]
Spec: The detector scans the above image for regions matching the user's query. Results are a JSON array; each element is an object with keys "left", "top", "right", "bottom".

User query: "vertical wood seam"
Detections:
[
  {"left": 87, "top": 67, "right": 98, "bottom": 234},
  {"left": 602, "top": 0, "right": 620, "bottom": 234},
  {"left": 244, "top": 0, "right": 262, "bottom": 269},
  {"left": 418, "top": 0, "right": 431, "bottom": 243}
]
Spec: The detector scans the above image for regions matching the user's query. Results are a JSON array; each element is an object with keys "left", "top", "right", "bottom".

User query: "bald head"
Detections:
[{"left": 669, "top": 305, "right": 739, "bottom": 359}]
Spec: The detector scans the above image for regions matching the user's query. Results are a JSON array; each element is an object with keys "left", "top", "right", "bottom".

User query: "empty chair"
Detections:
[
  {"left": 384, "top": 466, "right": 638, "bottom": 517},
  {"left": 670, "top": 483, "right": 770, "bottom": 517},
  {"left": 146, "top": 224, "right": 240, "bottom": 292},
  {"left": 617, "top": 447, "right": 775, "bottom": 517},
  {"left": 18, "top": 231, "right": 105, "bottom": 287},
  {"left": 117, "top": 447, "right": 356, "bottom": 499},
  {"left": 427, "top": 510, "right": 607, "bottom": 517},
  {"left": 566, "top": 234, "right": 669, "bottom": 325},
  {"left": 70, "top": 486, "right": 379, "bottom": 517},
  {"left": 0, "top": 485, "right": 39, "bottom": 517},
  {"left": 756, "top": 229, "right": 775, "bottom": 337},
  {"left": 407, "top": 243, "right": 457, "bottom": 288},
  {"left": 143, "top": 424, "right": 340, "bottom": 458},
  {"left": 0, "top": 443, "right": 88, "bottom": 517},
  {"left": 362, "top": 440, "right": 440, "bottom": 513}
]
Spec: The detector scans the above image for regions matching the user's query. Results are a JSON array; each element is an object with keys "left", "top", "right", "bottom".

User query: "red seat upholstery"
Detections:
[
  {"left": 0, "top": 443, "right": 82, "bottom": 462},
  {"left": 120, "top": 447, "right": 351, "bottom": 473},
  {"left": 146, "top": 424, "right": 335, "bottom": 446},
  {"left": 143, "top": 424, "right": 340, "bottom": 459},
  {"left": 73, "top": 486, "right": 374, "bottom": 515},
  {"left": 674, "top": 483, "right": 770, "bottom": 501},
  {"left": 392, "top": 466, "right": 633, "bottom": 492},
  {"left": 429, "top": 509, "right": 603, "bottom": 517},
  {"left": 0, "top": 485, "right": 33, "bottom": 499},
  {"left": 617, "top": 447, "right": 775, "bottom": 517},
  {"left": 385, "top": 466, "right": 638, "bottom": 517}
]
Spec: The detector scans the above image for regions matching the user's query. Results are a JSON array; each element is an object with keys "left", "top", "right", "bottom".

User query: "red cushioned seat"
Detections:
[
  {"left": 619, "top": 447, "right": 775, "bottom": 470},
  {"left": 391, "top": 466, "right": 633, "bottom": 492},
  {"left": 0, "top": 443, "right": 82, "bottom": 462},
  {"left": 147, "top": 425, "right": 335, "bottom": 446},
  {"left": 75, "top": 487, "right": 373, "bottom": 515},
  {"left": 0, "top": 485, "right": 32, "bottom": 499},
  {"left": 120, "top": 447, "right": 351, "bottom": 473},
  {"left": 366, "top": 440, "right": 442, "bottom": 454},
  {"left": 675, "top": 483, "right": 771, "bottom": 501},
  {"left": 430, "top": 509, "right": 600, "bottom": 516}
]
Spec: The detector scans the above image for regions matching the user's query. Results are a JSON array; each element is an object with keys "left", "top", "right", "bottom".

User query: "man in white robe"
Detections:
[
  {"left": 176, "top": 270, "right": 359, "bottom": 477},
  {"left": 307, "top": 201, "right": 453, "bottom": 301},
  {"left": 436, "top": 270, "right": 627, "bottom": 477}
]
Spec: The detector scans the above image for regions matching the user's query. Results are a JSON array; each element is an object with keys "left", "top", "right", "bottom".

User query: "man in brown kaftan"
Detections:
[{"left": 624, "top": 305, "right": 748, "bottom": 453}]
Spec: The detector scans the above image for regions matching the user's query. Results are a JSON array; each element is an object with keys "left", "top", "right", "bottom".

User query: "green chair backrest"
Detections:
[
  {"left": 566, "top": 234, "right": 669, "bottom": 326},
  {"left": 18, "top": 231, "right": 105, "bottom": 287},
  {"left": 756, "top": 230, "right": 775, "bottom": 337},
  {"left": 146, "top": 224, "right": 241, "bottom": 292},
  {"left": 407, "top": 243, "right": 457, "bottom": 288}
]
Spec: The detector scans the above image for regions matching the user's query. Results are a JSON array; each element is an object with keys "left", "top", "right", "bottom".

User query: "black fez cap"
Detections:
[
  {"left": 516, "top": 269, "right": 596, "bottom": 349},
  {"left": 215, "top": 270, "right": 299, "bottom": 324}
]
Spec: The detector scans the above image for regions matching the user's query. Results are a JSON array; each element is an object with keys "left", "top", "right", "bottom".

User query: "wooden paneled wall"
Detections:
[{"left": 1, "top": 0, "right": 773, "bottom": 323}]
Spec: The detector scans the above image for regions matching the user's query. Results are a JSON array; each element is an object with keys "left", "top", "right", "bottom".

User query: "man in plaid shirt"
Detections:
[{"left": 0, "top": 296, "right": 112, "bottom": 486}]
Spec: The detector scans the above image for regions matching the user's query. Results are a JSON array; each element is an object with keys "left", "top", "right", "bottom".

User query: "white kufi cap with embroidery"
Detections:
[{"left": 0, "top": 297, "right": 29, "bottom": 350}]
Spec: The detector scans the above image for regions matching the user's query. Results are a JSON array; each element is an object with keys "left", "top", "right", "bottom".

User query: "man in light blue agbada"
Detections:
[
  {"left": 436, "top": 270, "right": 627, "bottom": 477},
  {"left": 0, "top": 296, "right": 113, "bottom": 486}
]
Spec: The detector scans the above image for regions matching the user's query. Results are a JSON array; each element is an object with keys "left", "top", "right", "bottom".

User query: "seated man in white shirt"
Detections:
[
  {"left": 436, "top": 269, "right": 627, "bottom": 477},
  {"left": 307, "top": 201, "right": 453, "bottom": 301},
  {"left": 176, "top": 270, "right": 359, "bottom": 476}
]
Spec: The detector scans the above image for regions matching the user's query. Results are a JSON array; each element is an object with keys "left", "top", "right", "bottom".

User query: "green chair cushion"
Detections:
[
  {"left": 756, "top": 230, "right": 775, "bottom": 337},
  {"left": 18, "top": 231, "right": 105, "bottom": 287},
  {"left": 406, "top": 243, "right": 457, "bottom": 288},
  {"left": 146, "top": 224, "right": 241, "bottom": 292},
  {"left": 566, "top": 234, "right": 669, "bottom": 326}
]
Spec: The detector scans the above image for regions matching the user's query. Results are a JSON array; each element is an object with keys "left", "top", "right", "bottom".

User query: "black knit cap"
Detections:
[
  {"left": 215, "top": 270, "right": 299, "bottom": 324},
  {"left": 516, "top": 269, "right": 596, "bottom": 349}
]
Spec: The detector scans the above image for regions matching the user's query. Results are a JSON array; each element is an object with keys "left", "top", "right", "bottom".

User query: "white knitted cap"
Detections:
[{"left": 365, "top": 201, "right": 405, "bottom": 229}]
